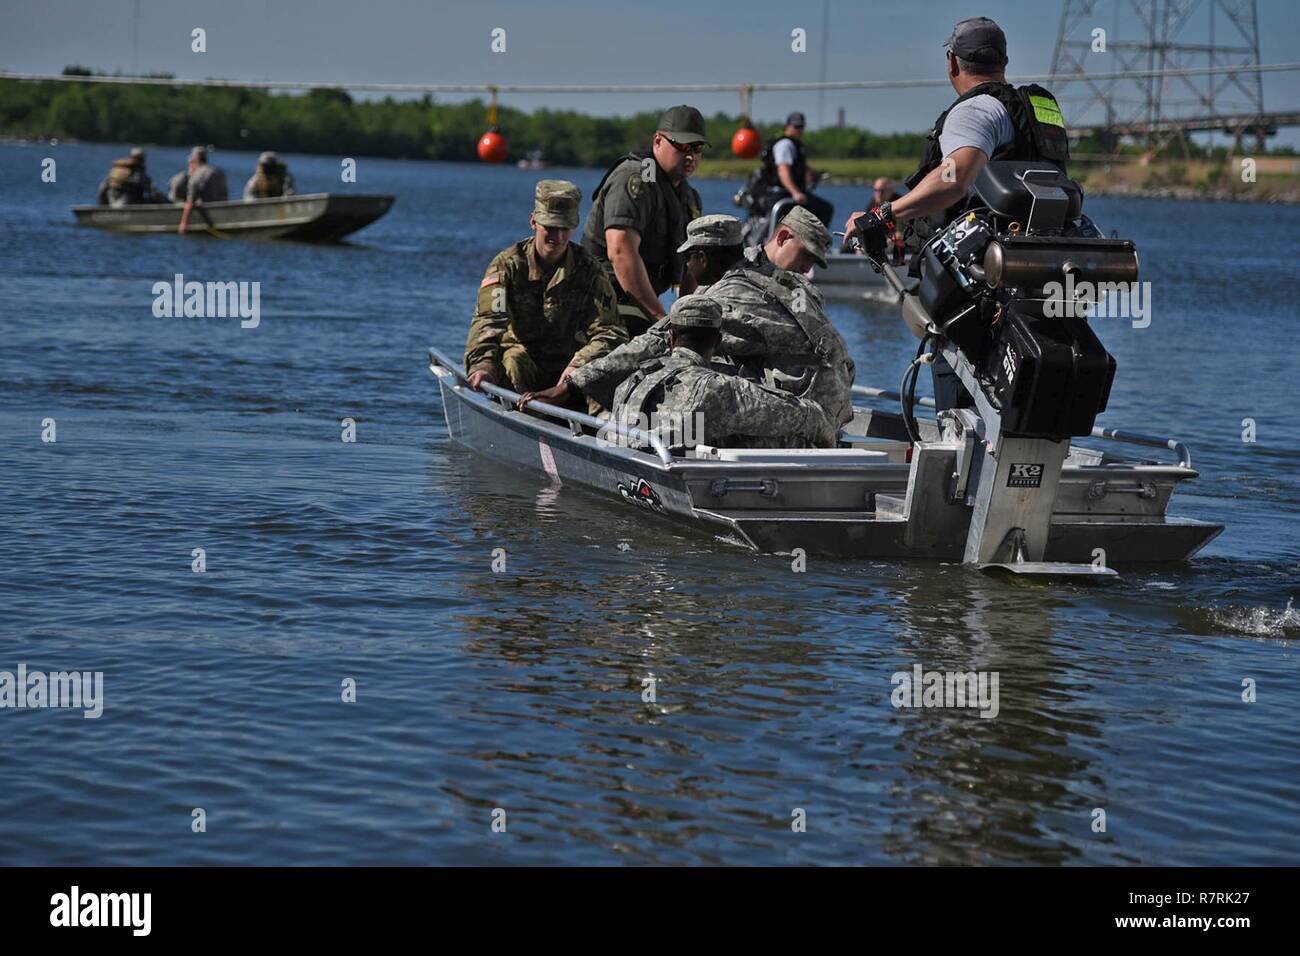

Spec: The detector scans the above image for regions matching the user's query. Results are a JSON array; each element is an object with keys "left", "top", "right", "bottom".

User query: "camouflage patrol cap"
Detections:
[
  {"left": 533, "top": 179, "right": 581, "bottom": 228},
  {"left": 668, "top": 294, "right": 723, "bottom": 330},
  {"left": 677, "top": 214, "right": 744, "bottom": 253},
  {"left": 778, "top": 206, "right": 831, "bottom": 268},
  {"left": 657, "top": 105, "right": 710, "bottom": 146}
]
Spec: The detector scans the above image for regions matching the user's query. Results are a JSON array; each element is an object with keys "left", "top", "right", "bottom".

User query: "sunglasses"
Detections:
[{"left": 663, "top": 136, "right": 707, "bottom": 156}]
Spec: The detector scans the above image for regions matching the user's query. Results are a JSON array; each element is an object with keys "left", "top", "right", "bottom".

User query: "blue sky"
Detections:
[{"left": 4, "top": 0, "right": 1299, "bottom": 146}]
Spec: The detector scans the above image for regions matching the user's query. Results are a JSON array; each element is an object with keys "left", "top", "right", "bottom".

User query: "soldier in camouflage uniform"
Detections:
[
  {"left": 465, "top": 179, "right": 627, "bottom": 414},
  {"left": 243, "top": 151, "right": 296, "bottom": 200},
  {"left": 609, "top": 295, "right": 836, "bottom": 451},
  {"left": 522, "top": 209, "right": 854, "bottom": 446},
  {"left": 96, "top": 147, "right": 162, "bottom": 206},
  {"left": 581, "top": 105, "right": 707, "bottom": 337}
]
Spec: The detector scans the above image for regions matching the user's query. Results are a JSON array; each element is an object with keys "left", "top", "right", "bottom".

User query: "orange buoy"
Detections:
[
  {"left": 731, "top": 123, "right": 762, "bottom": 159},
  {"left": 478, "top": 128, "right": 509, "bottom": 164}
]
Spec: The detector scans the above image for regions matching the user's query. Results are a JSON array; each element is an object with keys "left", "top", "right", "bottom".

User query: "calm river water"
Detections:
[{"left": 0, "top": 142, "right": 1297, "bottom": 864}]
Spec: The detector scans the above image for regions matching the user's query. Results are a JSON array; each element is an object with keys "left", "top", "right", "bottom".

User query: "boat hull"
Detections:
[
  {"left": 71, "top": 193, "right": 395, "bottom": 241},
  {"left": 430, "top": 349, "right": 1222, "bottom": 564}
]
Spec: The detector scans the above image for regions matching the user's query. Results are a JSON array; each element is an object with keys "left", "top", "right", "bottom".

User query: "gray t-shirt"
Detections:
[
  {"left": 186, "top": 164, "right": 229, "bottom": 203},
  {"left": 938, "top": 94, "right": 1015, "bottom": 162}
]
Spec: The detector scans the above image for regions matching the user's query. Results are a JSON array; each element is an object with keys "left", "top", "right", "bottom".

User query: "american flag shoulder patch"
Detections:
[{"left": 480, "top": 272, "right": 501, "bottom": 288}]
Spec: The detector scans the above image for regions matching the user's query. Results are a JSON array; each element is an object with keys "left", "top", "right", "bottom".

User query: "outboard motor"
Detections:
[{"left": 869, "top": 161, "right": 1140, "bottom": 574}]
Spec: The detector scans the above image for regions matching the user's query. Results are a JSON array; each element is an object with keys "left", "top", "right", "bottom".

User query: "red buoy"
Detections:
[
  {"left": 731, "top": 123, "right": 762, "bottom": 159},
  {"left": 478, "top": 129, "right": 509, "bottom": 164}
]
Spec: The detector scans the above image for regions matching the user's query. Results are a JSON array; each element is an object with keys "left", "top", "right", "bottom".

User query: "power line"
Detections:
[{"left": 4, "top": 62, "right": 1300, "bottom": 96}]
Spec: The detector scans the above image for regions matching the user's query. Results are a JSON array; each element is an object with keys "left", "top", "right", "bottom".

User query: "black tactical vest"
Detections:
[
  {"left": 904, "top": 81, "right": 1070, "bottom": 236},
  {"left": 758, "top": 137, "right": 808, "bottom": 191}
]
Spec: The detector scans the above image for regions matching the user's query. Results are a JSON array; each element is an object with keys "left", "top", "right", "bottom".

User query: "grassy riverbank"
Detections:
[{"left": 702, "top": 155, "right": 1300, "bottom": 202}]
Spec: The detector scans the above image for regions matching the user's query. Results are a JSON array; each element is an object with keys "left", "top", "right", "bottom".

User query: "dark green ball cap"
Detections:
[{"left": 657, "top": 105, "right": 710, "bottom": 145}]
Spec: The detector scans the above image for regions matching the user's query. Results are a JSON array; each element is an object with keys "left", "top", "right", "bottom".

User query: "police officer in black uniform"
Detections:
[{"left": 843, "top": 16, "right": 1070, "bottom": 408}]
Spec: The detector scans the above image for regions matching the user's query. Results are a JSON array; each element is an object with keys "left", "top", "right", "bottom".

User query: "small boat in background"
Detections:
[
  {"left": 70, "top": 193, "right": 395, "bottom": 241},
  {"left": 516, "top": 150, "right": 549, "bottom": 170}
]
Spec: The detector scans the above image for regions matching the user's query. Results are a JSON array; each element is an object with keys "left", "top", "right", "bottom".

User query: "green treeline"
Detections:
[{"left": 0, "top": 67, "right": 928, "bottom": 166}]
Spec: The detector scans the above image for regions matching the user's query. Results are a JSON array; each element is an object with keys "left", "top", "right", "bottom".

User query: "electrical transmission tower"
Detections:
[{"left": 1050, "top": 0, "right": 1267, "bottom": 155}]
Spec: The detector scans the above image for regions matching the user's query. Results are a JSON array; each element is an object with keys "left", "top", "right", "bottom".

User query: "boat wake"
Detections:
[{"left": 1204, "top": 597, "right": 1300, "bottom": 639}]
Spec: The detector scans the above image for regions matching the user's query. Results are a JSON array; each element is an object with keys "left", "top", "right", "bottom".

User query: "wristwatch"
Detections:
[{"left": 877, "top": 200, "right": 894, "bottom": 225}]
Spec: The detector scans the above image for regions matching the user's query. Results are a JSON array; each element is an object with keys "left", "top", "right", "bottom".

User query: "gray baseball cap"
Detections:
[
  {"left": 668, "top": 294, "right": 723, "bottom": 330},
  {"left": 778, "top": 206, "right": 831, "bottom": 268},
  {"left": 944, "top": 16, "right": 1007, "bottom": 65},
  {"left": 657, "top": 105, "right": 710, "bottom": 146},
  {"left": 129, "top": 147, "right": 146, "bottom": 160},
  {"left": 677, "top": 214, "right": 743, "bottom": 253},
  {"left": 258, "top": 151, "right": 280, "bottom": 166}
]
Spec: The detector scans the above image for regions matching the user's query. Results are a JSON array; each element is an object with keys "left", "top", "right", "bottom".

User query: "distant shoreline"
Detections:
[{"left": 8, "top": 136, "right": 1296, "bottom": 205}]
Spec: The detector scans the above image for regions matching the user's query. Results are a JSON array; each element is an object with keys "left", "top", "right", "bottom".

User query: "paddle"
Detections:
[{"left": 192, "top": 201, "right": 229, "bottom": 238}]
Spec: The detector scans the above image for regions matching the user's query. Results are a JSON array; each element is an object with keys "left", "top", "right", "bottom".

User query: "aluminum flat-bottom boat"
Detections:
[
  {"left": 71, "top": 193, "right": 395, "bottom": 241},
  {"left": 428, "top": 346, "right": 1221, "bottom": 574}
]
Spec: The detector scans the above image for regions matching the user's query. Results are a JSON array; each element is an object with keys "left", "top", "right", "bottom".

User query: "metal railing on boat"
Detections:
[
  {"left": 851, "top": 385, "right": 1193, "bottom": 468},
  {"left": 428, "top": 347, "right": 675, "bottom": 466}
]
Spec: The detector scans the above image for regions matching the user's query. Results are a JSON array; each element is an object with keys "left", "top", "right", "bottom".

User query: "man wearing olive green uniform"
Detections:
[
  {"left": 465, "top": 180, "right": 627, "bottom": 414},
  {"left": 582, "top": 105, "right": 707, "bottom": 338}
]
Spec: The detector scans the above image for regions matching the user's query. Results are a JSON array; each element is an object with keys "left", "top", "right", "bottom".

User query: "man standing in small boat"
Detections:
[
  {"left": 465, "top": 180, "right": 627, "bottom": 414},
  {"left": 243, "top": 151, "right": 296, "bottom": 200},
  {"left": 175, "top": 147, "right": 230, "bottom": 235},
  {"left": 581, "top": 105, "right": 707, "bottom": 337},
  {"left": 521, "top": 209, "right": 853, "bottom": 445},
  {"left": 610, "top": 295, "right": 835, "bottom": 451}
]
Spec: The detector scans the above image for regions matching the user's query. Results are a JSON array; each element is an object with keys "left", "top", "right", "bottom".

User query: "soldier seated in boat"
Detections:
[
  {"left": 175, "top": 147, "right": 230, "bottom": 235},
  {"left": 243, "top": 151, "right": 296, "bottom": 200},
  {"left": 96, "top": 148, "right": 163, "bottom": 206},
  {"left": 609, "top": 295, "right": 836, "bottom": 451},
  {"left": 465, "top": 180, "right": 628, "bottom": 414},
  {"left": 520, "top": 209, "right": 853, "bottom": 445}
]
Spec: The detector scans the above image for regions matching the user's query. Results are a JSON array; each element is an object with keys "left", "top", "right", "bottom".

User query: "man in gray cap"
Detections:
[
  {"left": 842, "top": 15, "right": 1070, "bottom": 410},
  {"left": 176, "top": 146, "right": 230, "bottom": 234},
  {"left": 243, "top": 151, "right": 296, "bottom": 200},
  {"left": 843, "top": 16, "right": 1069, "bottom": 258},
  {"left": 522, "top": 208, "right": 854, "bottom": 445},
  {"left": 465, "top": 179, "right": 627, "bottom": 414},
  {"left": 608, "top": 294, "right": 836, "bottom": 451},
  {"left": 754, "top": 111, "right": 833, "bottom": 226},
  {"left": 581, "top": 104, "right": 707, "bottom": 337}
]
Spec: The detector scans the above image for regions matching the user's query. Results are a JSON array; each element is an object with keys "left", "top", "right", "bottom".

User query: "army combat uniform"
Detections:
[
  {"left": 581, "top": 106, "right": 706, "bottom": 337},
  {"left": 570, "top": 210, "right": 854, "bottom": 445},
  {"left": 96, "top": 152, "right": 160, "bottom": 206},
  {"left": 244, "top": 151, "right": 296, "bottom": 200},
  {"left": 465, "top": 180, "right": 627, "bottom": 413},
  {"left": 612, "top": 295, "right": 835, "bottom": 451}
]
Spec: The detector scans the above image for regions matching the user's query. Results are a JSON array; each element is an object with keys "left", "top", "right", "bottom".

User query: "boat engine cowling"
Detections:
[{"left": 910, "top": 161, "right": 1135, "bottom": 439}]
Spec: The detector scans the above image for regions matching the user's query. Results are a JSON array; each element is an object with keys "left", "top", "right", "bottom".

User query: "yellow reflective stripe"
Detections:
[{"left": 1029, "top": 95, "right": 1065, "bottom": 128}]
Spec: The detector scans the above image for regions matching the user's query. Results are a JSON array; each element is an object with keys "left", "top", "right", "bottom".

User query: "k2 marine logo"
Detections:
[
  {"left": 1007, "top": 463, "right": 1044, "bottom": 488},
  {"left": 618, "top": 477, "right": 665, "bottom": 512}
]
